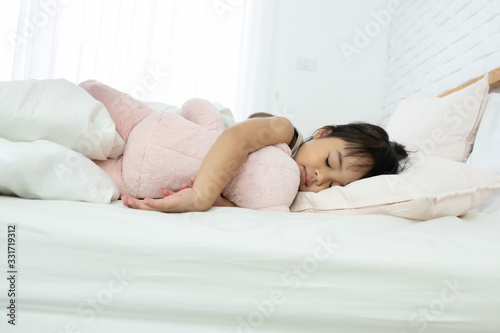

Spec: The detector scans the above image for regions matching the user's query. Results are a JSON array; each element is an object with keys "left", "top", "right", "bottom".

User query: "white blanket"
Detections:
[
  {"left": 0, "top": 138, "right": 118, "bottom": 202},
  {"left": 0, "top": 79, "right": 124, "bottom": 202},
  {"left": 0, "top": 79, "right": 125, "bottom": 160}
]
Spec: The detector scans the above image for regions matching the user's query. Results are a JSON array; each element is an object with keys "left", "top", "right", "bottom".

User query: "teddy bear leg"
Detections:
[
  {"left": 180, "top": 98, "right": 225, "bottom": 133},
  {"left": 79, "top": 80, "right": 154, "bottom": 142},
  {"left": 93, "top": 157, "right": 130, "bottom": 198}
]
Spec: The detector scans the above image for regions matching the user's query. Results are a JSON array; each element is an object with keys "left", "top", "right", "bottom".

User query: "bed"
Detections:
[{"left": 1, "top": 68, "right": 500, "bottom": 333}]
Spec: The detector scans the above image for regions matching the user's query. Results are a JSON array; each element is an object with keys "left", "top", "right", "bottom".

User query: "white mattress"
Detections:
[{"left": 1, "top": 196, "right": 500, "bottom": 333}]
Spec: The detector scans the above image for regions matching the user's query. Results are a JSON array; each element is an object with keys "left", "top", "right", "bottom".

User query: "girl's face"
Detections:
[{"left": 293, "top": 133, "right": 372, "bottom": 192}]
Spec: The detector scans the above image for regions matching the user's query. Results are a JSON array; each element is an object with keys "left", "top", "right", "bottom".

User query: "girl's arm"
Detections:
[
  {"left": 213, "top": 195, "right": 237, "bottom": 207},
  {"left": 122, "top": 116, "right": 295, "bottom": 212}
]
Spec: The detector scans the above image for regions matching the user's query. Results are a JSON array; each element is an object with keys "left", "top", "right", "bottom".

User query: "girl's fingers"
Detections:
[
  {"left": 123, "top": 188, "right": 203, "bottom": 213},
  {"left": 160, "top": 177, "right": 195, "bottom": 193},
  {"left": 123, "top": 195, "right": 173, "bottom": 211},
  {"left": 158, "top": 188, "right": 175, "bottom": 196},
  {"left": 143, "top": 197, "right": 157, "bottom": 206},
  {"left": 143, "top": 196, "right": 179, "bottom": 211},
  {"left": 122, "top": 195, "right": 156, "bottom": 211}
]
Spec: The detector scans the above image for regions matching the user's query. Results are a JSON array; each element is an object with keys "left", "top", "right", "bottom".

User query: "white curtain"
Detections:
[{"left": 3, "top": 0, "right": 276, "bottom": 119}]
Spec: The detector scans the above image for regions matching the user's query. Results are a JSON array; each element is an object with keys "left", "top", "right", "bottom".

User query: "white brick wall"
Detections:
[{"left": 382, "top": 0, "right": 500, "bottom": 122}]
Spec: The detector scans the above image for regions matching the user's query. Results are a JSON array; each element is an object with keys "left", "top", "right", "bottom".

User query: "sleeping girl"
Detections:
[{"left": 80, "top": 80, "right": 408, "bottom": 213}]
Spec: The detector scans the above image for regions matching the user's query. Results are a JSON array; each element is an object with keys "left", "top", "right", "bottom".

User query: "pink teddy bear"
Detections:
[{"left": 79, "top": 80, "right": 300, "bottom": 211}]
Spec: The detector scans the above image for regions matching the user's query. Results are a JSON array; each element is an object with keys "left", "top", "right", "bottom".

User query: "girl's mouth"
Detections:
[{"left": 302, "top": 167, "right": 309, "bottom": 187}]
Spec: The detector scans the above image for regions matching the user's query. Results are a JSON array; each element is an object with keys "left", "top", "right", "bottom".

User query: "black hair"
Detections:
[{"left": 305, "top": 122, "right": 408, "bottom": 179}]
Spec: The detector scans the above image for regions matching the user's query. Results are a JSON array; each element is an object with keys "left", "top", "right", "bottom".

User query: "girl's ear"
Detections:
[{"left": 312, "top": 125, "right": 336, "bottom": 139}]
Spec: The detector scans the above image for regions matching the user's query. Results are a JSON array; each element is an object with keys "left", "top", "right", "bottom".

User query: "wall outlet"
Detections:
[{"left": 296, "top": 57, "right": 317, "bottom": 71}]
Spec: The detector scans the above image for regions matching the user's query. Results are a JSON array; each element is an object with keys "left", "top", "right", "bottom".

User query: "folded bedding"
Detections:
[
  {"left": 0, "top": 138, "right": 119, "bottom": 202},
  {"left": 0, "top": 79, "right": 125, "bottom": 160},
  {"left": 0, "top": 79, "right": 125, "bottom": 202}
]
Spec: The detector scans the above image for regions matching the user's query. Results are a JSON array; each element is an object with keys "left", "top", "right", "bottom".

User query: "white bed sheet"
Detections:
[{"left": 1, "top": 196, "right": 500, "bottom": 333}]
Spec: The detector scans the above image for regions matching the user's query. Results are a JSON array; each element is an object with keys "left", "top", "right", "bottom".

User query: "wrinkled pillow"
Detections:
[
  {"left": 385, "top": 74, "right": 489, "bottom": 162},
  {"left": 290, "top": 155, "right": 500, "bottom": 220},
  {"left": 0, "top": 138, "right": 119, "bottom": 203},
  {"left": 467, "top": 93, "right": 500, "bottom": 214},
  {"left": 0, "top": 79, "right": 125, "bottom": 160}
]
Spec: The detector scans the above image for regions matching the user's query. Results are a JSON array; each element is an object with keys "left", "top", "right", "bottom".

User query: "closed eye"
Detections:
[{"left": 326, "top": 156, "right": 333, "bottom": 188}]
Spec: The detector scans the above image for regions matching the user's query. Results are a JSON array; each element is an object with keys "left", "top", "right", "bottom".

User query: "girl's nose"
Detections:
[
  {"left": 315, "top": 168, "right": 335, "bottom": 187},
  {"left": 314, "top": 169, "right": 325, "bottom": 185}
]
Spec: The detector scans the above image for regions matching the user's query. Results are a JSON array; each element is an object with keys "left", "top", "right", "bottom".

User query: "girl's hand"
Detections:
[
  {"left": 177, "top": 177, "right": 236, "bottom": 207},
  {"left": 121, "top": 187, "right": 211, "bottom": 213},
  {"left": 178, "top": 177, "right": 236, "bottom": 207}
]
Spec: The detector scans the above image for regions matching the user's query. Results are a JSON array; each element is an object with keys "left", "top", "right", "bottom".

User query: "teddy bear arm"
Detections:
[{"left": 180, "top": 98, "right": 226, "bottom": 133}]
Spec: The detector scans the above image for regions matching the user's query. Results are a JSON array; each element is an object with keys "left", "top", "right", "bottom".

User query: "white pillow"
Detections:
[
  {"left": 467, "top": 93, "right": 500, "bottom": 214},
  {"left": 0, "top": 138, "right": 119, "bottom": 203},
  {"left": 0, "top": 79, "right": 125, "bottom": 160},
  {"left": 385, "top": 74, "right": 489, "bottom": 162},
  {"left": 290, "top": 155, "right": 500, "bottom": 220}
]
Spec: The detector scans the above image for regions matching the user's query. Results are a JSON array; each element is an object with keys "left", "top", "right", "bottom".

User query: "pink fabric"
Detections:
[{"left": 80, "top": 80, "right": 300, "bottom": 211}]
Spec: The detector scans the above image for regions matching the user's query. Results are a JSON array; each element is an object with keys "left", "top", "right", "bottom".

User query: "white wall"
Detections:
[
  {"left": 383, "top": 0, "right": 500, "bottom": 123},
  {"left": 266, "top": 0, "right": 394, "bottom": 137}
]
